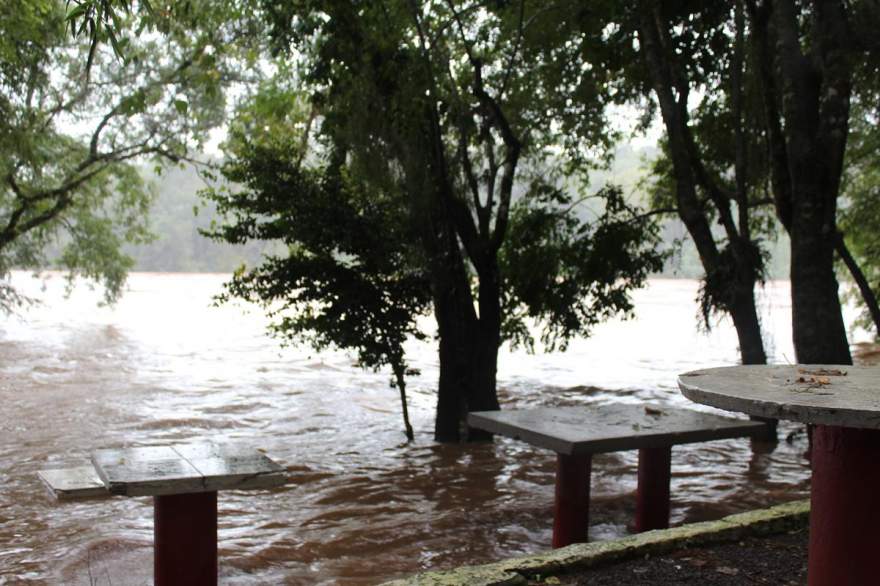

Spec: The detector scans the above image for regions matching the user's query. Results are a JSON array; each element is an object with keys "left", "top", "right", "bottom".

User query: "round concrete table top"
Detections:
[{"left": 678, "top": 364, "right": 880, "bottom": 429}]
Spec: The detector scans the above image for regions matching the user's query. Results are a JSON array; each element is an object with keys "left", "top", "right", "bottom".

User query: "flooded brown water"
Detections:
[{"left": 0, "top": 273, "right": 861, "bottom": 585}]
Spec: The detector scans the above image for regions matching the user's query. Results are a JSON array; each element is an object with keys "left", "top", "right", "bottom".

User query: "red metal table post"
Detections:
[
  {"left": 552, "top": 453, "right": 592, "bottom": 548},
  {"left": 635, "top": 446, "right": 672, "bottom": 532},
  {"left": 154, "top": 491, "right": 218, "bottom": 586},
  {"left": 809, "top": 425, "right": 880, "bottom": 586}
]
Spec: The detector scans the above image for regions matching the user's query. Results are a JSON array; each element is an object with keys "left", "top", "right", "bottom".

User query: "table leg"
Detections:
[
  {"left": 809, "top": 425, "right": 880, "bottom": 586},
  {"left": 154, "top": 491, "right": 218, "bottom": 586},
  {"left": 552, "top": 453, "right": 592, "bottom": 548},
  {"left": 635, "top": 446, "right": 671, "bottom": 532}
]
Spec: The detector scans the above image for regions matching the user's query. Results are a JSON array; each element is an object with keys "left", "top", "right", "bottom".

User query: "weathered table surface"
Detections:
[
  {"left": 90, "top": 443, "right": 286, "bottom": 497},
  {"left": 37, "top": 465, "right": 107, "bottom": 500},
  {"left": 678, "top": 364, "right": 880, "bottom": 429},
  {"left": 467, "top": 403, "right": 766, "bottom": 455}
]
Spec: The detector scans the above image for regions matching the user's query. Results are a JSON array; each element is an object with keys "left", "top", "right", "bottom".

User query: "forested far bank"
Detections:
[
  {"left": 124, "top": 147, "right": 792, "bottom": 278},
  {"left": 123, "top": 163, "right": 281, "bottom": 273}
]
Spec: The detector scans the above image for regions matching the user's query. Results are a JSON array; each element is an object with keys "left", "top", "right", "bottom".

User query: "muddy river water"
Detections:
[{"left": 0, "top": 273, "right": 861, "bottom": 584}]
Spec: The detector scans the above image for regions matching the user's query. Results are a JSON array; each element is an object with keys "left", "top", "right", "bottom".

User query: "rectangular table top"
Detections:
[
  {"left": 468, "top": 403, "right": 768, "bottom": 455},
  {"left": 91, "top": 443, "right": 286, "bottom": 497}
]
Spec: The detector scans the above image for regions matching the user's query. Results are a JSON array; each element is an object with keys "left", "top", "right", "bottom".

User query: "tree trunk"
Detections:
[
  {"left": 790, "top": 194, "right": 852, "bottom": 364},
  {"left": 729, "top": 289, "right": 767, "bottom": 365},
  {"left": 433, "top": 294, "right": 501, "bottom": 443},
  {"left": 748, "top": 0, "right": 854, "bottom": 365},
  {"left": 638, "top": 1, "right": 768, "bottom": 368},
  {"left": 836, "top": 234, "right": 880, "bottom": 337},
  {"left": 393, "top": 363, "right": 415, "bottom": 442},
  {"left": 427, "top": 223, "right": 501, "bottom": 443}
]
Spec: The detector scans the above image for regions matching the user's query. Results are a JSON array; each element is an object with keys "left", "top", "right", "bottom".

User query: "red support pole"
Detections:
[
  {"left": 154, "top": 492, "right": 218, "bottom": 586},
  {"left": 635, "top": 446, "right": 671, "bottom": 532},
  {"left": 552, "top": 453, "right": 592, "bottom": 548},
  {"left": 809, "top": 425, "right": 880, "bottom": 586}
]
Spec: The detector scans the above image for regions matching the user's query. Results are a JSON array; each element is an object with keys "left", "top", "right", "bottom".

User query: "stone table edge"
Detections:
[
  {"left": 467, "top": 412, "right": 575, "bottom": 454},
  {"left": 378, "top": 500, "right": 810, "bottom": 586},
  {"left": 678, "top": 370, "right": 880, "bottom": 429},
  {"left": 468, "top": 409, "right": 768, "bottom": 455}
]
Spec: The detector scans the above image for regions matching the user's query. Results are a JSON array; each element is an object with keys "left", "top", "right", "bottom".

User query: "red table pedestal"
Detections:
[
  {"left": 635, "top": 446, "right": 671, "bottom": 532},
  {"left": 551, "top": 448, "right": 675, "bottom": 548},
  {"left": 809, "top": 425, "right": 880, "bottom": 586},
  {"left": 553, "top": 453, "right": 592, "bottom": 548},
  {"left": 154, "top": 491, "right": 218, "bottom": 586}
]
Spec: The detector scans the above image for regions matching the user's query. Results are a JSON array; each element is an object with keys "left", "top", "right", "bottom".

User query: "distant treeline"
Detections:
[
  {"left": 127, "top": 146, "right": 790, "bottom": 278},
  {"left": 125, "top": 163, "right": 277, "bottom": 273}
]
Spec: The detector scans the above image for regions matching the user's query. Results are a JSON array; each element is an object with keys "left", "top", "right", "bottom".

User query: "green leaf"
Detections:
[
  {"left": 174, "top": 99, "right": 189, "bottom": 115},
  {"left": 66, "top": 4, "right": 88, "bottom": 22}
]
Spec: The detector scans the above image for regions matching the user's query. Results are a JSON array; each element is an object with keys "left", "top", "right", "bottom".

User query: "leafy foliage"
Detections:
[
  {"left": 207, "top": 138, "right": 432, "bottom": 376},
  {"left": 0, "top": 0, "right": 230, "bottom": 308},
  {"left": 501, "top": 183, "right": 663, "bottom": 351}
]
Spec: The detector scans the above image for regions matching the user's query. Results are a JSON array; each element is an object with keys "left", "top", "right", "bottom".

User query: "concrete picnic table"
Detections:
[
  {"left": 468, "top": 403, "right": 767, "bottom": 548},
  {"left": 38, "top": 442, "right": 286, "bottom": 586},
  {"left": 679, "top": 364, "right": 880, "bottom": 586}
]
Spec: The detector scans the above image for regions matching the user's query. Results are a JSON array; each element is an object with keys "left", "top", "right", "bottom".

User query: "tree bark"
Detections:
[{"left": 788, "top": 173, "right": 852, "bottom": 364}]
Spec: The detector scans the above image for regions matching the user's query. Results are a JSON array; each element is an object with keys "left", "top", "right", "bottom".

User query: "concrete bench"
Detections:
[
  {"left": 468, "top": 403, "right": 768, "bottom": 548},
  {"left": 38, "top": 442, "right": 286, "bottom": 586}
]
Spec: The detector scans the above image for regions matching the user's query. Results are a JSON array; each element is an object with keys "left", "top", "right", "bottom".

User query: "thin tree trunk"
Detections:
[
  {"left": 730, "top": 292, "right": 767, "bottom": 365},
  {"left": 835, "top": 233, "right": 880, "bottom": 337},
  {"left": 638, "top": 0, "right": 769, "bottom": 368},
  {"left": 393, "top": 363, "right": 415, "bottom": 442}
]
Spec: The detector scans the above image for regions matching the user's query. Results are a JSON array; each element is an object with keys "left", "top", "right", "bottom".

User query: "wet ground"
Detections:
[{"left": 552, "top": 526, "right": 808, "bottom": 585}]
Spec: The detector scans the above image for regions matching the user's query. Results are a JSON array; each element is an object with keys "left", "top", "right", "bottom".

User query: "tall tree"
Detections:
[
  {"left": 521, "top": 1, "right": 775, "bottom": 366},
  {"left": 206, "top": 0, "right": 664, "bottom": 441},
  {"left": 747, "top": 0, "right": 870, "bottom": 364},
  {"left": 635, "top": 1, "right": 772, "bottom": 365}
]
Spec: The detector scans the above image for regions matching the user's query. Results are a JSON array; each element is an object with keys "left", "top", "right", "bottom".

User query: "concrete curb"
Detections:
[{"left": 381, "top": 500, "right": 810, "bottom": 586}]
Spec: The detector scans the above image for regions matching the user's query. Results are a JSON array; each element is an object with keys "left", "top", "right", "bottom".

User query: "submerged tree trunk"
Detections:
[
  {"left": 433, "top": 316, "right": 500, "bottom": 443},
  {"left": 420, "top": 187, "right": 501, "bottom": 443},
  {"left": 430, "top": 242, "right": 502, "bottom": 442},
  {"left": 393, "top": 363, "right": 415, "bottom": 442},
  {"left": 432, "top": 281, "right": 501, "bottom": 443}
]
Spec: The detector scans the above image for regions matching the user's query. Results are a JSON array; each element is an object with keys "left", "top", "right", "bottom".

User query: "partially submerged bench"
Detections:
[
  {"left": 468, "top": 404, "right": 769, "bottom": 548},
  {"left": 38, "top": 442, "right": 286, "bottom": 586}
]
